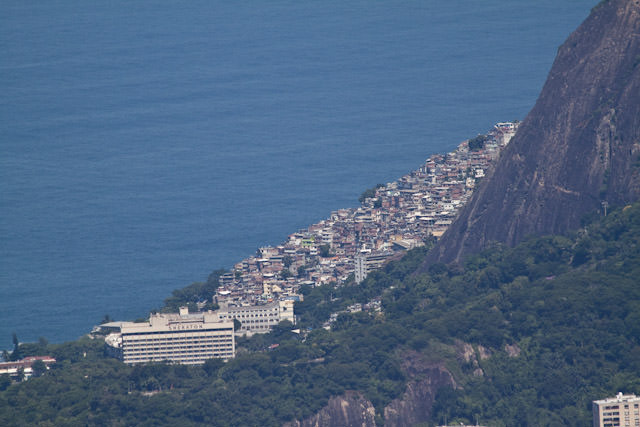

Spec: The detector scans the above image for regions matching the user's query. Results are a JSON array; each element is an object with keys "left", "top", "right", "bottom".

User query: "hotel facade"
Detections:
[{"left": 105, "top": 307, "right": 235, "bottom": 365}]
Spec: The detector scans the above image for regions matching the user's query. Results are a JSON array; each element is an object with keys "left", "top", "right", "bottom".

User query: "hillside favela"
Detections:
[
  {"left": 95, "top": 122, "right": 516, "bottom": 364},
  {"left": 207, "top": 123, "right": 518, "bottom": 328},
  {"left": 2, "top": 0, "right": 640, "bottom": 426}
]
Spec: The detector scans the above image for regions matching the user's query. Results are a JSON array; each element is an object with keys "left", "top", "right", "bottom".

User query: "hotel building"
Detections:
[{"left": 105, "top": 307, "right": 235, "bottom": 365}]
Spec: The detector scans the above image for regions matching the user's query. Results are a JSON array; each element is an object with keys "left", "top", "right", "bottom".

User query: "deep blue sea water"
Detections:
[{"left": 0, "top": 0, "right": 594, "bottom": 350}]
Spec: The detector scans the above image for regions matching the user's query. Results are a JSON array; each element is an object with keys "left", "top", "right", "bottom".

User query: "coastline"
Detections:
[
  {"left": 0, "top": 0, "right": 595, "bottom": 352},
  {"left": 2, "top": 122, "right": 519, "bottom": 353},
  {"left": 163, "top": 122, "right": 519, "bottom": 328}
]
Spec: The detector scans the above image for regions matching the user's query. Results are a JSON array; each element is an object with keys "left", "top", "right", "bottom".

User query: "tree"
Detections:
[
  {"left": 283, "top": 255, "right": 293, "bottom": 268},
  {"left": 281, "top": 269, "right": 292, "bottom": 280},
  {"left": 319, "top": 244, "right": 332, "bottom": 258},
  {"left": 468, "top": 134, "right": 487, "bottom": 151},
  {"left": 31, "top": 360, "right": 47, "bottom": 377},
  {"left": 38, "top": 336, "right": 48, "bottom": 348},
  {"left": 203, "top": 358, "right": 224, "bottom": 376},
  {"left": 207, "top": 269, "right": 226, "bottom": 288},
  {"left": 297, "top": 266, "right": 307, "bottom": 278},
  {"left": 0, "top": 373, "right": 10, "bottom": 391},
  {"left": 16, "top": 367, "right": 25, "bottom": 382},
  {"left": 359, "top": 184, "right": 384, "bottom": 204},
  {"left": 233, "top": 318, "right": 242, "bottom": 332},
  {"left": 10, "top": 332, "right": 21, "bottom": 361}
]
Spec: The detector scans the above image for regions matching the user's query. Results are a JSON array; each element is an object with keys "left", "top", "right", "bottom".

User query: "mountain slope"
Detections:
[
  {"left": 424, "top": 0, "right": 640, "bottom": 266},
  {"left": 3, "top": 202, "right": 640, "bottom": 426}
]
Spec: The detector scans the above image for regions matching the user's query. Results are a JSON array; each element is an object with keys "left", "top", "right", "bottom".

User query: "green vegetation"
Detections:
[
  {"left": 468, "top": 134, "right": 488, "bottom": 151},
  {"left": 1, "top": 203, "right": 640, "bottom": 425},
  {"left": 592, "top": 0, "right": 611, "bottom": 12},
  {"left": 161, "top": 268, "right": 225, "bottom": 312},
  {"left": 318, "top": 244, "right": 333, "bottom": 258},
  {"left": 359, "top": 183, "right": 384, "bottom": 204}
]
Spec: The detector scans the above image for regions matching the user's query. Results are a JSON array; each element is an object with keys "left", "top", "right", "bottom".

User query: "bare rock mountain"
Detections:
[
  {"left": 285, "top": 3, "right": 639, "bottom": 425},
  {"left": 424, "top": 0, "right": 640, "bottom": 266}
]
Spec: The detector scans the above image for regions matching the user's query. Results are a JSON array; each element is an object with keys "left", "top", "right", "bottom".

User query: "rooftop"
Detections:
[{"left": 593, "top": 392, "right": 640, "bottom": 404}]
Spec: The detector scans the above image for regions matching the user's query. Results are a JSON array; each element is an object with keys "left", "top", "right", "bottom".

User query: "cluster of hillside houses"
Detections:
[
  {"left": 101, "top": 122, "right": 517, "bottom": 365},
  {"left": 214, "top": 122, "right": 517, "bottom": 307}
]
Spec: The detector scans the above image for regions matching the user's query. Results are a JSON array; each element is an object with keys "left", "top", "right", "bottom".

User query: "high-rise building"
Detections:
[
  {"left": 593, "top": 393, "right": 640, "bottom": 427},
  {"left": 105, "top": 307, "right": 235, "bottom": 365}
]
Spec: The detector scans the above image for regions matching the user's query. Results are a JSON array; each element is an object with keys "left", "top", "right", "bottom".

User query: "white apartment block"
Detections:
[
  {"left": 216, "top": 299, "right": 295, "bottom": 333},
  {"left": 593, "top": 393, "right": 640, "bottom": 427},
  {"left": 355, "top": 252, "right": 391, "bottom": 283},
  {"left": 105, "top": 307, "right": 235, "bottom": 365}
]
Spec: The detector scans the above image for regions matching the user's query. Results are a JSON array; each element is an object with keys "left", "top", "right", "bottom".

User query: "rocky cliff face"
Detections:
[
  {"left": 283, "top": 391, "right": 377, "bottom": 427},
  {"left": 286, "top": 3, "right": 639, "bottom": 426},
  {"left": 284, "top": 354, "right": 456, "bottom": 427},
  {"left": 424, "top": 0, "right": 640, "bottom": 265},
  {"left": 383, "top": 356, "right": 456, "bottom": 427}
]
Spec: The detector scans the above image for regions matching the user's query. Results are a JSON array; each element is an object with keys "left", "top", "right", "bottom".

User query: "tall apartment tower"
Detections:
[{"left": 593, "top": 393, "right": 640, "bottom": 427}]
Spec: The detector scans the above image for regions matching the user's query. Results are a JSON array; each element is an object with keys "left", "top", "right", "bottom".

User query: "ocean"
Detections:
[{"left": 0, "top": 0, "right": 594, "bottom": 350}]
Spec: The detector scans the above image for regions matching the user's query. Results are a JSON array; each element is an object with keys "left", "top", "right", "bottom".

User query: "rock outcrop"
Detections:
[
  {"left": 285, "top": 352, "right": 456, "bottom": 427},
  {"left": 289, "top": 2, "right": 640, "bottom": 426},
  {"left": 423, "top": 0, "right": 640, "bottom": 266},
  {"left": 283, "top": 391, "right": 376, "bottom": 427},
  {"left": 383, "top": 354, "right": 456, "bottom": 427}
]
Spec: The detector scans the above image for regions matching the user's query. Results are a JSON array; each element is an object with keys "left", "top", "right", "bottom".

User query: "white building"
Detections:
[
  {"left": 355, "top": 252, "right": 391, "bottom": 283},
  {"left": 216, "top": 300, "right": 295, "bottom": 333},
  {"left": 0, "top": 356, "right": 56, "bottom": 380},
  {"left": 593, "top": 393, "right": 640, "bottom": 427},
  {"left": 105, "top": 307, "right": 235, "bottom": 365}
]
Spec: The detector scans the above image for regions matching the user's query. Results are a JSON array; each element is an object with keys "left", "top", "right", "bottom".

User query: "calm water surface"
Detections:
[{"left": 0, "top": 0, "right": 594, "bottom": 349}]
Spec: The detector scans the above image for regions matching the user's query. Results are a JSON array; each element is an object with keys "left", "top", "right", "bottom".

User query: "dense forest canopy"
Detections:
[{"left": 2, "top": 203, "right": 639, "bottom": 426}]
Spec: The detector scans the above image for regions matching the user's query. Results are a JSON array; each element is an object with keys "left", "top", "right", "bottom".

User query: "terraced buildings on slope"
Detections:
[{"left": 213, "top": 122, "right": 518, "bottom": 320}]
